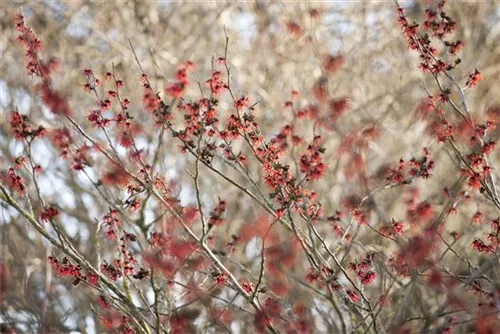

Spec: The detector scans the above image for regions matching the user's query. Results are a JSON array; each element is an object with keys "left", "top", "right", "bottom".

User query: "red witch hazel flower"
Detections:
[
  {"left": 360, "top": 271, "right": 377, "bottom": 285},
  {"left": 208, "top": 199, "right": 227, "bottom": 227},
  {"left": 164, "top": 61, "right": 196, "bottom": 98},
  {"left": 380, "top": 219, "right": 405, "bottom": 238},
  {"left": 299, "top": 135, "right": 328, "bottom": 181},
  {"left": 285, "top": 21, "right": 302, "bottom": 38},
  {"left": 9, "top": 111, "right": 46, "bottom": 140},
  {"left": 471, "top": 238, "right": 492, "bottom": 254},
  {"left": 349, "top": 253, "right": 377, "bottom": 285},
  {"left": 38, "top": 83, "right": 73, "bottom": 116},
  {"left": 432, "top": 120, "right": 455, "bottom": 143},
  {"left": 97, "top": 295, "right": 111, "bottom": 310},
  {"left": 241, "top": 281, "right": 254, "bottom": 293},
  {"left": 14, "top": 14, "right": 44, "bottom": 77},
  {"left": 346, "top": 290, "right": 359, "bottom": 302},
  {"left": 234, "top": 96, "right": 249, "bottom": 111},
  {"left": 102, "top": 209, "right": 120, "bottom": 240},
  {"left": 3, "top": 168, "right": 26, "bottom": 195},
  {"left": 165, "top": 82, "right": 185, "bottom": 98},
  {"left": 215, "top": 272, "right": 228, "bottom": 286},
  {"left": 466, "top": 69, "right": 483, "bottom": 88},
  {"left": 40, "top": 207, "right": 59, "bottom": 222},
  {"left": 48, "top": 256, "right": 85, "bottom": 285},
  {"left": 206, "top": 71, "right": 227, "bottom": 96},
  {"left": 323, "top": 54, "right": 344, "bottom": 74}
]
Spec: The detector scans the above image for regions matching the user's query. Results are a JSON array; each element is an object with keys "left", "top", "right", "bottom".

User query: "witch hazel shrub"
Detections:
[{"left": 2, "top": 2, "right": 500, "bottom": 333}]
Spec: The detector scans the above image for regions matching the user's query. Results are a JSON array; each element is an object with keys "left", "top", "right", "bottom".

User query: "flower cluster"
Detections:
[
  {"left": 14, "top": 14, "right": 44, "bottom": 77},
  {"left": 349, "top": 253, "right": 378, "bottom": 285},
  {"left": 386, "top": 149, "right": 435, "bottom": 184},
  {"left": 165, "top": 61, "right": 195, "bottom": 98},
  {"left": 208, "top": 199, "right": 227, "bottom": 227},
  {"left": 48, "top": 256, "right": 92, "bottom": 286},
  {"left": 396, "top": 1, "right": 462, "bottom": 74},
  {"left": 2, "top": 168, "right": 26, "bottom": 195},
  {"left": 9, "top": 111, "right": 46, "bottom": 141},
  {"left": 299, "top": 135, "right": 327, "bottom": 181},
  {"left": 40, "top": 207, "right": 59, "bottom": 222}
]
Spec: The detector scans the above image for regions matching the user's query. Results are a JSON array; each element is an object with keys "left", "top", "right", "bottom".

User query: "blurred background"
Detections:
[{"left": 1, "top": 1, "right": 500, "bottom": 333}]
